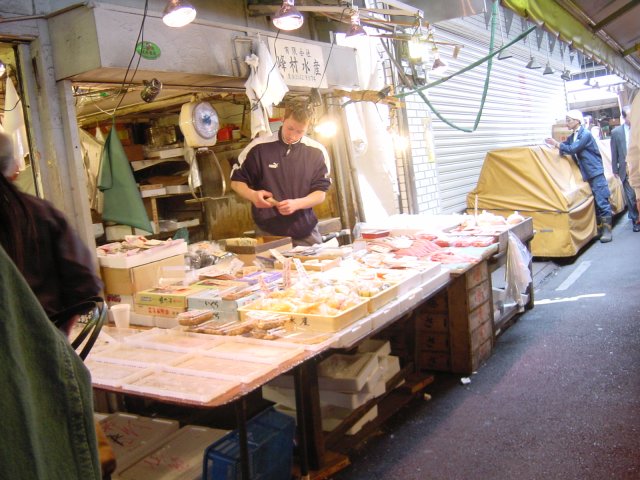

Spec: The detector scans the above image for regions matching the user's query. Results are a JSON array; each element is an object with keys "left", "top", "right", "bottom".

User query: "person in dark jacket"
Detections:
[
  {"left": 0, "top": 132, "right": 103, "bottom": 332},
  {"left": 546, "top": 109, "right": 613, "bottom": 243},
  {"left": 230, "top": 101, "right": 332, "bottom": 246},
  {"left": 611, "top": 105, "right": 639, "bottom": 231}
]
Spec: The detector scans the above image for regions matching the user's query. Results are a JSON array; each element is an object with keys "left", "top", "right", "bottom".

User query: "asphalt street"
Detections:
[{"left": 333, "top": 218, "right": 640, "bottom": 480}]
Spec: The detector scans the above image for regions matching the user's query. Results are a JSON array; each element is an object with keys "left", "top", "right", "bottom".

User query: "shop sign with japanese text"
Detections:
[{"left": 268, "top": 38, "right": 328, "bottom": 88}]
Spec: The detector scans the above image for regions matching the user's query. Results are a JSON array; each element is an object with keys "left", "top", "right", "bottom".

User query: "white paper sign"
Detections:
[{"left": 268, "top": 37, "right": 328, "bottom": 88}]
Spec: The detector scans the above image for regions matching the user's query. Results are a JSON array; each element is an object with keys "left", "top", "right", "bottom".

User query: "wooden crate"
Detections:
[{"left": 414, "top": 260, "right": 494, "bottom": 374}]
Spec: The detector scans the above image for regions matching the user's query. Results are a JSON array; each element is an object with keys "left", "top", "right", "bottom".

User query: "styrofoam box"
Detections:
[
  {"left": 90, "top": 343, "right": 189, "bottom": 367},
  {"left": 369, "top": 296, "right": 404, "bottom": 332},
  {"left": 124, "top": 328, "right": 223, "bottom": 353},
  {"left": 380, "top": 355, "right": 401, "bottom": 384},
  {"left": 98, "top": 240, "right": 188, "bottom": 269},
  {"left": 130, "top": 311, "right": 156, "bottom": 327},
  {"left": 121, "top": 368, "right": 240, "bottom": 404},
  {"left": 202, "top": 336, "right": 304, "bottom": 365},
  {"left": 263, "top": 384, "right": 373, "bottom": 410},
  {"left": 166, "top": 353, "right": 273, "bottom": 384},
  {"left": 329, "top": 315, "right": 374, "bottom": 349},
  {"left": 357, "top": 339, "right": 392, "bottom": 358},
  {"left": 85, "top": 358, "right": 151, "bottom": 388},
  {"left": 324, "top": 405, "right": 379, "bottom": 435},
  {"left": 116, "top": 425, "right": 230, "bottom": 480},
  {"left": 99, "top": 412, "right": 179, "bottom": 475},
  {"left": 317, "top": 353, "right": 379, "bottom": 392}
]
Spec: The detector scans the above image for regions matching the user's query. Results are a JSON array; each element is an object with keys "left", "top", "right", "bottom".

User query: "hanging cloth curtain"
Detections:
[
  {"left": 97, "top": 120, "right": 153, "bottom": 232},
  {"left": 245, "top": 36, "right": 289, "bottom": 138}
]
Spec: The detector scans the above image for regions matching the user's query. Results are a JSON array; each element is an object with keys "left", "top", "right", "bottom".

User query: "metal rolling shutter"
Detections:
[{"left": 427, "top": 14, "right": 567, "bottom": 213}]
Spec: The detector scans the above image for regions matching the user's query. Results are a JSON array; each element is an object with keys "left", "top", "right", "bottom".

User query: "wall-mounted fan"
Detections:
[{"left": 179, "top": 101, "right": 219, "bottom": 148}]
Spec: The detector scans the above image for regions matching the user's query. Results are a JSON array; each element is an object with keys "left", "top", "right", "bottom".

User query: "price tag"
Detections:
[{"left": 292, "top": 258, "right": 309, "bottom": 281}]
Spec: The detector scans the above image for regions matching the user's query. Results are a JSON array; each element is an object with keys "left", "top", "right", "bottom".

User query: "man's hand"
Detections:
[
  {"left": 276, "top": 198, "right": 302, "bottom": 215},
  {"left": 253, "top": 190, "right": 278, "bottom": 209},
  {"left": 545, "top": 138, "right": 559, "bottom": 148}
]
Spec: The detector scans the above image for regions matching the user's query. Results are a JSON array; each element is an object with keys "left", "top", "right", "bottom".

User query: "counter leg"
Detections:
[
  {"left": 235, "top": 397, "right": 251, "bottom": 480},
  {"left": 293, "top": 358, "right": 325, "bottom": 472}
]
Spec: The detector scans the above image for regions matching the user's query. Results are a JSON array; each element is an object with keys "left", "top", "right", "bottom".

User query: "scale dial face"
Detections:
[{"left": 192, "top": 102, "right": 219, "bottom": 139}]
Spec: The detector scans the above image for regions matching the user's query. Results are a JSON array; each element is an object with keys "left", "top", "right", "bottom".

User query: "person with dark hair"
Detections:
[
  {"left": 611, "top": 105, "right": 639, "bottom": 232},
  {"left": 0, "top": 131, "right": 103, "bottom": 332},
  {"left": 230, "top": 101, "right": 332, "bottom": 246},
  {"left": 546, "top": 109, "right": 613, "bottom": 242}
]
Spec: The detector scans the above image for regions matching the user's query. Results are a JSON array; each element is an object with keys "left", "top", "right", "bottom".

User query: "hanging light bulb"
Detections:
[
  {"left": 560, "top": 69, "right": 572, "bottom": 81},
  {"left": 162, "top": 0, "right": 196, "bottom": 27},
  {"left": 314, "top": 114, "right": 337, "bottom": 137},
  {"left": 346, "top": 6, "right": 366, "bottom": 37},
  {"left": 273, "top": 0, "right": 304, "bottom": 31},
  {"left": 408, "top": 35, "right": 429, "bottom": 63},
  {"left": 543, "top": 62, "right": 554, "bottom": 75},
  {"left": 430, "top": 46, "right": 448, "bottom": 75}
]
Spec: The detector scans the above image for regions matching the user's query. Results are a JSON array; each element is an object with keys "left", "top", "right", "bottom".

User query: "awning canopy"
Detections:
[{"left": 502, "top": 0, "right": 640, "bottom": 87}]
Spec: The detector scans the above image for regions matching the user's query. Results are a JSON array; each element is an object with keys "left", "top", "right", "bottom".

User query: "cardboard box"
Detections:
[
  {"left": 134, "top": 285, "right": 205, "bottom": 308},
  {"left": 134, "top": 304, "right": 186, "bottom": 317},
  {"left": 223, "top": 236, "right": 293, "bottom": 266},
  {"left": 101, "top": 254, "right": 186, "bottom": 295}
]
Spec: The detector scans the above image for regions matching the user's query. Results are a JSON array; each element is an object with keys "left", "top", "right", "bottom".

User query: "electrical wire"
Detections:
[
  {"left": 110, "top": 0, "right": 150, "bottom": 117},
  {"left": 394, "top": 2, "right": 536, "bottom": 133}
]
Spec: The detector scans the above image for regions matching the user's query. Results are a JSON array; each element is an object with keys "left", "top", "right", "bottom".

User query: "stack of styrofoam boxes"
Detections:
[
  {"left": 99, "top": 412, "right": 179, "bottom": 478},
  {"left": 263, "top": 339, "right": 401, "bottom": 436},
  {"left": 100, "top": 411, "right": 229, "bottom": 480},
  {"left": 99, "top": 240, "right": 189, "bottom": 328}
]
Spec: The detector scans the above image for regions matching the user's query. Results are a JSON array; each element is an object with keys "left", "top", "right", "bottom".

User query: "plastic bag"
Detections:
[{"left": 505, "top": 231, "right": 532, "bottom": 310}]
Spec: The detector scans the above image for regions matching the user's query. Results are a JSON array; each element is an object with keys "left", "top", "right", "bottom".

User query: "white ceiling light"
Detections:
[
  {"left": 273, "top": 0, "right": 304, "bottom": 31},
  {"left": 162, "top": 0, "right": 196, "bottom": 27}
]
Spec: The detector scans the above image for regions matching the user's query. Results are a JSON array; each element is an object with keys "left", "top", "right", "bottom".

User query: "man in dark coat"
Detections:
[{"left": 611, "top": 105, "right": 639, "bottom": 231}]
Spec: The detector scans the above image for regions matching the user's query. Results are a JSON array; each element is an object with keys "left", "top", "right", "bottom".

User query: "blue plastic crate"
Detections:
[{"left": 203, "top": 407, "right": 296, "bottom": 480}]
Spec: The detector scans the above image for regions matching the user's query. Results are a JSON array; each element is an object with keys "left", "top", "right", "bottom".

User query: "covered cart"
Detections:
[{"left": 467, "top": 145, "right": 624, "bottom": 257}]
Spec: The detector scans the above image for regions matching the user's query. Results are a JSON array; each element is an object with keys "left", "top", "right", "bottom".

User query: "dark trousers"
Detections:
[
  {"left": 621, "top": 176, "right": 639, "bottom": 223},
  {"left": 589, "top": 173, "right": 612, "bottom": 217}
]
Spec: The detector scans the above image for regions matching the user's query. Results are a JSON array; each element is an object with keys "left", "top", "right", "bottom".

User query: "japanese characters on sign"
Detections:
[{"left": 268, "top": 37, "right": 328, "bottom": 88}]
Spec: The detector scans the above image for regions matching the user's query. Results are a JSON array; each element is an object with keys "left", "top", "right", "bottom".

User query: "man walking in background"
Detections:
[{"left": 611, "top": 105, "right": 639, "bottom": 232}]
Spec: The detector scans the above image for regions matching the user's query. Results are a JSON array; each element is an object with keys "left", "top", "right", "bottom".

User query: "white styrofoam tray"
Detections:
[
  {"left": 97, "top": 240, "right": 188, "bottom": 269},
  {"left": 201, "top": 336, "right": 305, "bottom": 365},
  {"left": 120, "top": 368, "right": 240, "bottom": 404},
  {"left": 89, "top": 343, "right": 189, "bottom": 367},
  {"left": 85, "top": 358, "right": 151, "bottom": 388},
  {"left": 166, "top": 353, "right": 274, "bottom": 384},
  {"left": 317, "top": 353, "right": 379, "bottom": 392},
  {"left": 124, "top": 328, "right": 223, "bottom": 353}
]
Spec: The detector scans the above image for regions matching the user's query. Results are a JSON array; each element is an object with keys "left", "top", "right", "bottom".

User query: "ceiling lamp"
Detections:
[
  {"left": 543, "top": 62, "right": 554, "bottom": 75},
  {"left": 430, "top": 46, "right": 448, "bottom": 75},
  {"left": 0, "top": 60, "right": 5, "bottom": 77},
  {"left": 273, "top": 0, "right": 304, "bottom": 31},
  {"left": 346, "top": 6, "right": 366, "bottom": 37},
  {"left": 525, "top": 56, "right": 541, "bottom": 69},
  {"left": 141, "top": 78, "right": 163, "bottom": 103},
  {"left": 560, "top": 69, "right": 572, "bottom": 81},
  {"left": 162, "top": 0, "right": 196, "bottom": 27}
]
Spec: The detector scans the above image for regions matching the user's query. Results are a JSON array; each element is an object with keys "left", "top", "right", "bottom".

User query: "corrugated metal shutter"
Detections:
[{"left": 427, "top": 13, "right": 568, "bottom": 213}]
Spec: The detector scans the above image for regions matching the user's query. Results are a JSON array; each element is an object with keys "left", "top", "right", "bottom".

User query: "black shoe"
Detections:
[{"left": 633, "top": 223, "right": 640, "bottom": 232}]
